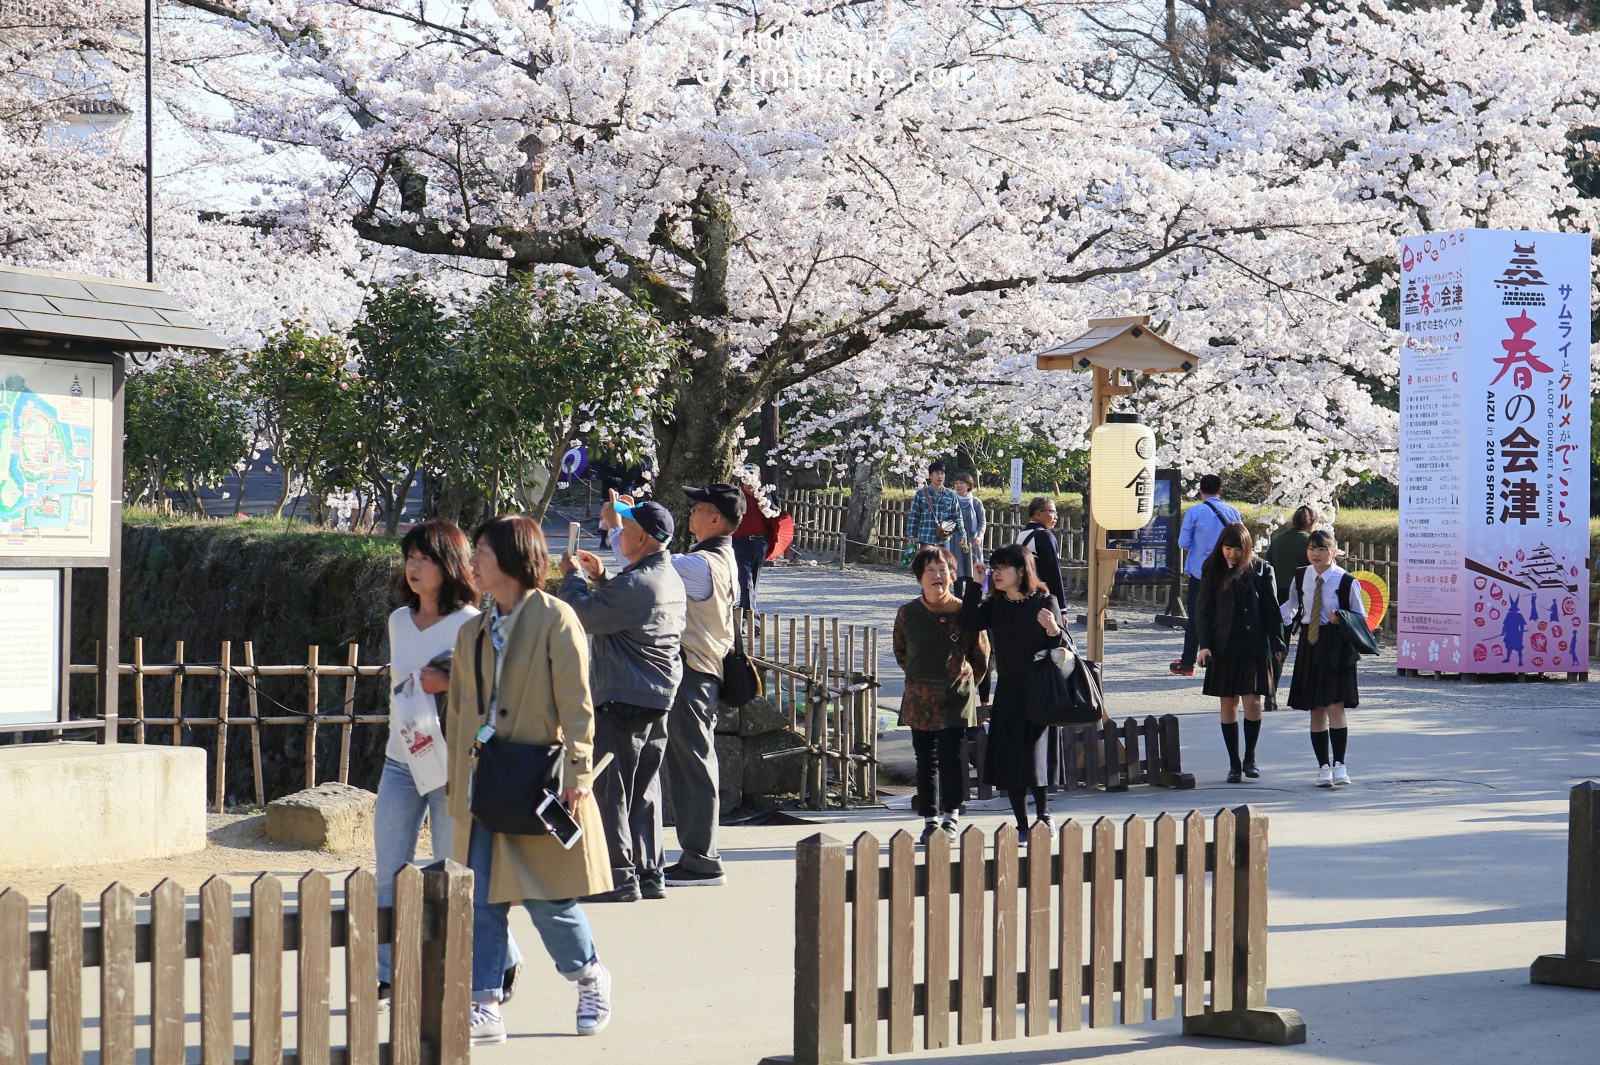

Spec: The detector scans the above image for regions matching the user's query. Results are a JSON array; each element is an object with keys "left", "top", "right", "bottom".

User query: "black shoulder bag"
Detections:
[
  {"left": 468, "top": 626, "right": 565, "bottom": 836},
  {"left": 720, "top": 622, "right": 764, "bottom": 708}
]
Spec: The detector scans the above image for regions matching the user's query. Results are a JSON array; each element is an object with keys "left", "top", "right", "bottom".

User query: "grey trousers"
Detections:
[
  {"left": 665, "top": 668, "right": 724, "bottom": 874},
  {"left": 593, "top": 703, "right": 670, "bottom": 885}
]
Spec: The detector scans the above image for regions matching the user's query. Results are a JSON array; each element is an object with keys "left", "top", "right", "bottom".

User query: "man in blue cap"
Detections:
[{"left": 561, "top": 498, "right": 686, "bottom": 902}]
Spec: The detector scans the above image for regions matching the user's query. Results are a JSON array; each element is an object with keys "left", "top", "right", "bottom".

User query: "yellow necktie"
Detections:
[{"left": 1308, "top": 576, "right": 1325, "bottom": 645}]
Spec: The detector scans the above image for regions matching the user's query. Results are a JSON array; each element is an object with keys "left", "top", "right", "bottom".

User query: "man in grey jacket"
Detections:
[{"left": 560, "top": 500, "right": 686, "bottom": 903}]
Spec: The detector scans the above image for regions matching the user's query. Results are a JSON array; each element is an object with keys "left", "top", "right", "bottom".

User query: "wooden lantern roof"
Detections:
[
  {"left": 1034, "top": 315, "right": 1200, "bottom": 374},
  {"left": 0, "top": 264, "right": 226, "bottom": 354}
]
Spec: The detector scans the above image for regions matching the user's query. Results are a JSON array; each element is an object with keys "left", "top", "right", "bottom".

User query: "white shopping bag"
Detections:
[{"left": 391, "top": 671, "right": 450, "bottom": 795}]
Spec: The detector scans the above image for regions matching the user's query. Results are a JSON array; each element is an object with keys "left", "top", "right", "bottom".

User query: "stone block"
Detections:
[
  {"left": 1183, "top": 1006, "right": 1307, "bottom": 1045},
  {"left": 0, "top": 744, "right": 206, "bottom": 871},
  {"left": 743, "top": 728, "right": 808, "bottom": 799},
  {"left": 714, "top": 700, "right": 741, "bottom": 735},
  {"left": 740, "top": 697, "right": 791, "bottom": 737},
  {"left": 716, "top": 733, "right": 745, "bottom": 813},
  {"left": 266, "top": 781, "right": 377, "bottom": 852}
]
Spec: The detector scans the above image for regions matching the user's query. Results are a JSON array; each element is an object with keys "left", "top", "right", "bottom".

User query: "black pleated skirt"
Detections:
[
  {"left": 1286, "top": 631, "right": 1360, "bottom": 710},
  {"left": 1202, "top": 648, "right": 1273, "bottom": 698}
]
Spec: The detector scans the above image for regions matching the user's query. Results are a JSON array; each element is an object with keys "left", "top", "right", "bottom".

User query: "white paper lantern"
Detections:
[{"left": 1090, "top": 415, "right": 1156, "bottom": 531}]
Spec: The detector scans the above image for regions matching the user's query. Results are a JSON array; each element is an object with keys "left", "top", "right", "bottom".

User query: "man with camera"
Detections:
[
  {"left": 907, "top": 459, "right": 960, "bottom": 553},
  {"left": 561, "top": 500, "right": 686, "bottom": 902}
]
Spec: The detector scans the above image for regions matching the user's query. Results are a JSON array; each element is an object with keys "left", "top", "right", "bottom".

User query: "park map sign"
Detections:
[
  {"left": 0, "top": 353, "right": 113, "bottom": 559},
  {"left": 1398, "top": 229, "right": 1591, "bottom": 675}
]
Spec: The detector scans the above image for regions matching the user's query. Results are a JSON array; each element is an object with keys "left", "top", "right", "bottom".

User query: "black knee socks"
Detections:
[
  {"left": 1008, "top": 788, "right": 1051, "bottom": 832},
  {"left": 1220, "top": 720, "right": 1241, "bottom": 771},
  {"left": 1243, "top": 718, "right": 1261, "bottom": 764},
  {"left": 1330, "top": 727, "right": 1349, "bottom": 765},
  {"left": 1310, "top": 729, "right": 1331, "bottom": 767}
]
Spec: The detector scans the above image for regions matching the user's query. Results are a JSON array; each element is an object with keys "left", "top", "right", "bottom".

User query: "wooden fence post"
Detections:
[
  {"left": 1532, "top": 781, "right": 1600, "bottom": 988},
  {"left": 0, "top": 889, "right": 23, "bottom": 1065},
  {"left": 1183, "top": 807, "right": 1305, "bottom": 1045},
  {"left": 421, "top": 861, "right": 473, "bottom": 1065},
  {"left": 761, "top": 834, "right": 849, "bottom": 1065}
]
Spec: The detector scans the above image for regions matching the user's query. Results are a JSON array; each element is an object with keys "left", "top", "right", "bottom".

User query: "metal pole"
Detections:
[{"left": 145, "top": 0, "right": 155, "bottom": 284}]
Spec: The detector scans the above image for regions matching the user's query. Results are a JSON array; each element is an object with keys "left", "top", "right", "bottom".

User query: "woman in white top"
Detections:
[
  {"left": 375, "top": 521, "right": 490, "bottom": 996},
  {"left": 1281, "top": 530, "right": 1366, "bottom": 788}
]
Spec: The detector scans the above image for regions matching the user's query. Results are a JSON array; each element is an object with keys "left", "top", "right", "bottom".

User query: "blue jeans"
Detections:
[
  {"left": 467, "top": 822, "right": 598, "bottom": 1002},
  {"left": 374, "top": 758, "right": 521, "bottom": 982}
]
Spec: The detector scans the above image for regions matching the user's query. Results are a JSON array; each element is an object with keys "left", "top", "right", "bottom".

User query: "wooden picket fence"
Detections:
[
  {"left": 779, "top": 490, "right": 1168, "bottom": 607},
  {"left": 762, "top": 808, "right": 1304, "bottom": 1065},
  {"left": 740, "top": 610, "right": 881, "bottom": 810},
  {"left": 1, "top": 863, "right": 472, "bottom": 1065}
]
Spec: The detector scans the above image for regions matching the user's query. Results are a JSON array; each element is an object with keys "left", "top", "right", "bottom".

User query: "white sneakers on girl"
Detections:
[
  {"left": 1332, "top": 762, "right": 1351, "bottom": 786},
  {"left": 1316, "top": 764, "right": 1334, "bottom": 788}
]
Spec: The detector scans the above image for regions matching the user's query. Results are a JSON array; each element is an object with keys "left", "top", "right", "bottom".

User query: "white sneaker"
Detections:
[
  {"left": 1315, "top": 764, "right": 1334, "bottom": 788},
  {"left": 576, "top": 962, "right": 612, "bottom": 1036},
  {"left": 470, "top": 1002, "right": 506, "bottom": 1046},
  {"left": 1332, "top": 762, "right": 1351, "bottom": 786}
]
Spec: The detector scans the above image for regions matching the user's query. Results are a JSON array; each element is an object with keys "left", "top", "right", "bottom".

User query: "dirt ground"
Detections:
[{"left": 0, "top": 811, "right": 427, "bottom": 900}]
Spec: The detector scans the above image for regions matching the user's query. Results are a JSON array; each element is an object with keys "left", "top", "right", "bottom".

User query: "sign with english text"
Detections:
[{"left": 1398, "top": 229, "right": 1590, "bottom": 674}]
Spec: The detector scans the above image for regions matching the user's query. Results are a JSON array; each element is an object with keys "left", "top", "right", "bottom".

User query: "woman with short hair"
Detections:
[
  {"left": 445, "top": 515, "right": 614, "bottom": 1043},
  {"left": 893, "top": 546, "right": 989, "bottom": 845},
  {"left": 946, "top": 473, "right": 987, "bottom": 582}
]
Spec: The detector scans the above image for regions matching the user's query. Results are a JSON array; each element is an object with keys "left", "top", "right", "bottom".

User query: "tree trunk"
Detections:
[
  {"left": 653, "top": 370, "right": 745, "bottom": 544},
  {"left": 842, "top": 452, "right": 886, "bottom": 562}
]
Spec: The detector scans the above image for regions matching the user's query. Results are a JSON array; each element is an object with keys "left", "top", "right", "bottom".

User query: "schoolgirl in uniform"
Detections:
[{"left": 1281, "top": 529, "right": 1365, "bottom": 787}]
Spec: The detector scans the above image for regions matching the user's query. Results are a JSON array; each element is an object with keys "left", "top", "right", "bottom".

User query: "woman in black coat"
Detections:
[
  {"left": 961, "top": 543, "right": 1068, "bottom": 837},
  {"left": 1195, "top": 521, "right": 1285, "bottom": 783}
]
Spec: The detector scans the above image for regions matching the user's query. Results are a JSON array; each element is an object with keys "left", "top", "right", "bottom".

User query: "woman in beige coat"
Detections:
[{"left": 445, "top": 515, "right": 614, "bottom": 1043}]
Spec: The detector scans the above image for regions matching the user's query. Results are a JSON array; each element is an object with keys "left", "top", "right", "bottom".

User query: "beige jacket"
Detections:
[{"left": 445, "top": 589, "right": 613, "bottom": 904}]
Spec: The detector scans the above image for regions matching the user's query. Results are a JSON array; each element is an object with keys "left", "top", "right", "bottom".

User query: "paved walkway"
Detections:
[{"left": 469, "top": 561, "right": 1600, "bottom": 1064}]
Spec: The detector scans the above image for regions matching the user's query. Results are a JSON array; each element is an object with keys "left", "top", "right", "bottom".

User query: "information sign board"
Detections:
[
  {"left": 0, "top": 569, "right": 60, "bottom": 726},
  {"left": 1398, "top": 230, "right": 1590, "bottom": 673},
  {"left": 0, "top": 354, "right": 114, "bottom": 558}
]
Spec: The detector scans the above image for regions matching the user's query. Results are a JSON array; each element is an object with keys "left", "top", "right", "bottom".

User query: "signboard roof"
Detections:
[
  {"left": 0, "top": 265, "right": 225, "bottom": 352},
  {"left": 1034, "top": 315, "right": 1200, "bottom": 374}
]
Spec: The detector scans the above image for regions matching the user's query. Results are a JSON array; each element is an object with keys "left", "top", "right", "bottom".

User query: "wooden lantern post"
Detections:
[{"left": 1035, "top": 316, "right": 1201, "bottom": 663}]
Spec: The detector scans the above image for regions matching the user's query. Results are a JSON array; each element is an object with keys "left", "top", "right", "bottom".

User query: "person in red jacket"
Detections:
[{"left": 732, "top": 483, "right": 767, "bottom": 611}]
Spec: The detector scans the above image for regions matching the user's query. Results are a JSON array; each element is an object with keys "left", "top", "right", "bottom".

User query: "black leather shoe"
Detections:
[
  {"left": 1226, "top": 768, "right": 1243, "bottom": 784},
  {"left": 1243, "top": 760, "right": 1260, "bottom": 779}
]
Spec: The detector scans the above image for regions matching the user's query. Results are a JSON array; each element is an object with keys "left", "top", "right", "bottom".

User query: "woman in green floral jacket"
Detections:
[{"left": 893, "top": 546, "right": 990, "bottom": 845}]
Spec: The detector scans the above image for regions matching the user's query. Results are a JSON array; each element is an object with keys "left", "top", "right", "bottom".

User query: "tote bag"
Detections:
[
  {"left": 390, "top": 672, "right": 450, "bottom": 795},
  {"left": 1025, "top": 646, "right": 1103, "bottom": 726}
]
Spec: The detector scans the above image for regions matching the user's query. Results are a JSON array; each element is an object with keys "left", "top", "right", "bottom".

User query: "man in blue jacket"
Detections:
[
  {"left": 560, "top": 500, "right": 686, "bottom": 902},
  {"left": 1171, "top": 474, "right": 1241, "bottom": 676}
]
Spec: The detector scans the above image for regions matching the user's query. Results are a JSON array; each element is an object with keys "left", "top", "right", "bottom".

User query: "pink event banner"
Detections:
[{"left": 1398, "top": 229, "right": 1591, "bottom": 674}]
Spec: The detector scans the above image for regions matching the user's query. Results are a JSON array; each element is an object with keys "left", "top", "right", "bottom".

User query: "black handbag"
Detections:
[
  {"left": 719, "top": 625, "right": 763, "bottom": 707},
  {"left": 1025, "top": 644, "right": 1103, "bottom": 726},
  {"left": 468, "top": 628, "right": 564, "bottom": 836}
]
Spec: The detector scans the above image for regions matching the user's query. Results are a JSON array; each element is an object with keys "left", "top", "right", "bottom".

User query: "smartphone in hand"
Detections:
[
  {"left": 566, "top": 521, "right": 581, "bottom": 560},
  {"left": 536, "top": 791, "right": 584, "bottom": 850}
]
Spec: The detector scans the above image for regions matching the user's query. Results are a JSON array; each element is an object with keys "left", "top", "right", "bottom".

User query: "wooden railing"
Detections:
[
  {"left": 740, "top": 610, "right": 880, "bottom": 810},
  {"left": 760, "top": 809, "right": 1305, "bottom": 1065},
  {"left": 61, "top": 638, "right": 390, "bottom": 813},
  {"left": 1, "top": 862, "right": 472, "bottom": 1065}
]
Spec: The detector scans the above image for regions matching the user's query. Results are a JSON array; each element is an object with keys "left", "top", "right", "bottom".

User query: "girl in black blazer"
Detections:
[{"left": 1195, "top": 522, "right": 1285, "bottom": 783}]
